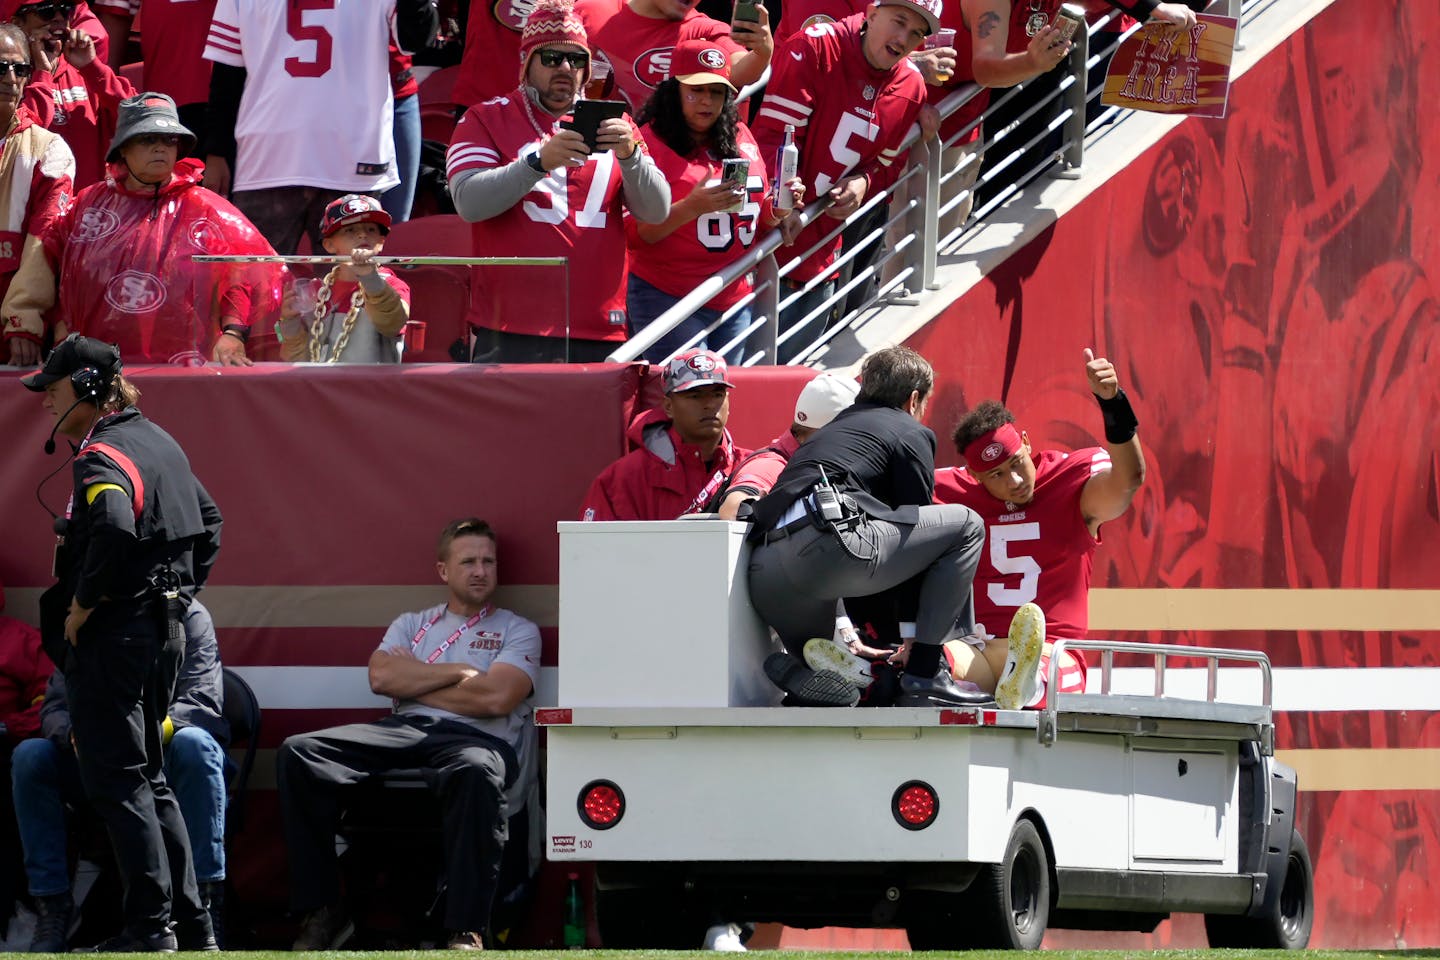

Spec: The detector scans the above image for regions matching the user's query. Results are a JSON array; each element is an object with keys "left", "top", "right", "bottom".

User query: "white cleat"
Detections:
[
  {"left": 995, "top": 603, "right": 1045, "bottom": 710},
  {"left": 803, "top": 636, "right": 873, "bottom": 689}
]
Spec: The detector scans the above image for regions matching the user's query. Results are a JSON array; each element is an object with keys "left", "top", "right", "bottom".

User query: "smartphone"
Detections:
[
  {"left": 720, "top": 157, "right": 750, "bottom": 213},
  {"left": 560, "top": 99, "right": 627, "bottom": 152},
  {"left": 733, "top": 0, "right": 761, "bottom": 23},
  {"left": 1051, "top": 3, "right": 1086, "bottom": 44}
]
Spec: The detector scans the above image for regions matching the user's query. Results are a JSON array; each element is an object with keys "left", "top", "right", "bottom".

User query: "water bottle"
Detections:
[
  {"left": 775, "top": 124, "right": 799, "bottom": 210},
  {"left": 563, "top": 872, "right": 584, "bottom": 949}
]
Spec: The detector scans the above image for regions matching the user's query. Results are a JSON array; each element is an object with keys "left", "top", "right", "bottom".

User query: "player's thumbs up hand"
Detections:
[{"left": 1084, "top": 347, "right": 1119, "bottom": 399}]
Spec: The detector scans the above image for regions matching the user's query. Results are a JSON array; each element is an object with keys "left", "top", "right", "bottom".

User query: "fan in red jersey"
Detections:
[
  {"left": 751, "top": 0, "right": 931, "bottom": 362},
  {"left": 452, "top": 0, "right": 527, "bottom": 109},
  {"left": 7, "top": 0, "right": 135, "bottom": 189},
  {"left": 625, "top": 37, "right": 803, "bottom": 362},
  {"left": 446, "top": 0, "right": 670, "bottom": 363},
  {"left": 574, "top": 0, "right": 771, "bottom": 114},
  {"left": 932, "top": 348, "right": 1147, "bottom": 709}
]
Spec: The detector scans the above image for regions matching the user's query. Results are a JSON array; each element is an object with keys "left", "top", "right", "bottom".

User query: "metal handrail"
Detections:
[{"left": 617, "top": 0, "right": 1265, "bottom": 367}]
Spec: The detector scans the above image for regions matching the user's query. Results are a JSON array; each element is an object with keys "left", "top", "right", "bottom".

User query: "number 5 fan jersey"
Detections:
[
  {"left": 447, "top": 93, "right": 645, "bottom": 342},
  {"left": 752, "top": 13, "right": 925, "bottom": 282},
  {"left": 203, "top": 0, "right": 399, "bottom": 194},
  {"left": 933, "top": 447, "right": 1110, "bottom": 643}
]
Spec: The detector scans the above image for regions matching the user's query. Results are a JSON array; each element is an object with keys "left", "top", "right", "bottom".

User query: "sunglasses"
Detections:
[
  {"left": 130, "top": 133, "right": 182, "bottom": 147},
  {"left": 0, "top": 61, "right": 33, "bottom": 78},
  {"left": 537, "top": 49, "right": 589, "bottom": 70},
  {"left": 20, "top": 1, "right": 75, "bottom": 19}
]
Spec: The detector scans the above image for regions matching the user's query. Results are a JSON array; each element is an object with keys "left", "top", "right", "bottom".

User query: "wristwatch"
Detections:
[{"left": 521, "top": 144, "right": 546, "bottom": 174}]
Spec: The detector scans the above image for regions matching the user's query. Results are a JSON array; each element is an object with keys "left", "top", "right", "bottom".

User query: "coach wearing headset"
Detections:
[{"left": 22, "top": 334, "right": 223, "bottom": 952}]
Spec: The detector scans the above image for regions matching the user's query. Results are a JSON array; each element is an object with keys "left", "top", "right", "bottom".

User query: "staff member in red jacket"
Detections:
[
  {"left": 1, "top": 574, "right": 53, "bottom": 933},
  {"left": 580, "top": 348, "right": 748, "bottom": 521}
]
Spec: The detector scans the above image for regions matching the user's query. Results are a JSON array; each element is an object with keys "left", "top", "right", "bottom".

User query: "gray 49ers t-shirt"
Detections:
[{"left": 377, "top": 603, "right": 542, "bottom": 752}]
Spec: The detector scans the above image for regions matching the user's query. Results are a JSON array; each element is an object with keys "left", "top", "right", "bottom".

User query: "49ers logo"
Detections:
[
  {"left": 981, "top": 441, "right": 1006, "bottom": 464},
  {"left": 634, "top": 46, "right": 673, "bottom": 88},
  {"left": 73, "top": 207, "right": 121, "bottom": 243},
  {"left": 801, "top": 13, "right": 837, "bottom": 30},
  {"left": 492, "top": 0, "right": 533, "bottom": 31},
  {"left": 187, "top": 218, "right": 229, "bottom": 253},
  {"left": 105, "top": 270, "right": 167, "bottom": 313},
  {"left": 696, "top": 47, "right": 726, "bottom": 70},
  {"left": 688, "top": 353, "right": 717, "bottom": 372}
]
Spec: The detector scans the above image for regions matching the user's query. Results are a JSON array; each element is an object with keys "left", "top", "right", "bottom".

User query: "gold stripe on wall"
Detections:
[
  {"left": 9, "top": 586, "right": 1440, "bottom": 634},
  {"left": 1091, "top": 589, "right": 1440, "bottom": 632},
  {"left": 1275, "top": 749, "right": 1440, "bottom": 792}
]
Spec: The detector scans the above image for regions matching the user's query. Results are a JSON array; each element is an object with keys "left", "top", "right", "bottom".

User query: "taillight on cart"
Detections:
[
  {"left": 579, "top": 779, "right": 626, "bottom": 830},
  {"left": 892, "top": 781, "right": 939, "bottom": 830}
]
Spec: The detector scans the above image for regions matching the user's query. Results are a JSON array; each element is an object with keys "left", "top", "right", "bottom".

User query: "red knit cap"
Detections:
[{"left": 519, "top": 0, "right": 590, "bottom": 84}]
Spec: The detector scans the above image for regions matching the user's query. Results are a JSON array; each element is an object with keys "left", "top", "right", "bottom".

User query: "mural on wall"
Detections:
[{"left": 910, "top": 0, "right": 1438, "bottom": 947}]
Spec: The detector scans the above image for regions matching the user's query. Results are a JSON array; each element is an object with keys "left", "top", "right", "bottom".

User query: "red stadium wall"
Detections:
[{"left": 896, "top": 0, "right": 1438, "bottom": 948}]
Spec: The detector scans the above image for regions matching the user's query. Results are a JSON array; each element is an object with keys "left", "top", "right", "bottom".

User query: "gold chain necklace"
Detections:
[{"left": 308, "top": 267, "right": 368, "bottom": 363}]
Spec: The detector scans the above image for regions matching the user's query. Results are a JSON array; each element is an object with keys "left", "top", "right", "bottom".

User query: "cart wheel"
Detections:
[
  {"left": 972, "top": 819, "right": 1052, "bottom": 949},
  {"left": 1205, "top": 829, "right": 1314, "bottom": 949}
]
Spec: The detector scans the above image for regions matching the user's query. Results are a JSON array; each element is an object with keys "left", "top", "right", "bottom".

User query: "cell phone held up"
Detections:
[
  {"left": 1050, "top": 3, "right": 1086, "bottom": 45},
  {"left": 720, "top": 157, "right": 749, "bottom": 213},
  {"left": 559, "top": 99, "right": 627, "bottom": 153},
  {"left": 733, "top": 0, "right": 761, "bottom": 24}
]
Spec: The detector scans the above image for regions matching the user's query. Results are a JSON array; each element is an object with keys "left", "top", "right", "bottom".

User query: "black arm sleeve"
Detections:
[
  {"left": 192, "top": 480, "right": 223, "bottom": 591},
  {"left": 203, "top": 63, "right": 246, "bottom": 158},
  {"left": 395, "top": 0, "right": 440, "bottom": 55}
]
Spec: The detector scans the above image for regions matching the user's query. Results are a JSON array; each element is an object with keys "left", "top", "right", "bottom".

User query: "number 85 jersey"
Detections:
[{"left": 934, "top": 448, "right": 1109, "bottom": 642}]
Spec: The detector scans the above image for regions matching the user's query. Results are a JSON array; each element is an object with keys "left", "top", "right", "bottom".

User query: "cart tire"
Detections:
[
  {"left": 1205, "top": 829, "right": 1314, "bottom": 949},
  {"left": 975, "top": 819, "right": 1051, "bottom": 948}
]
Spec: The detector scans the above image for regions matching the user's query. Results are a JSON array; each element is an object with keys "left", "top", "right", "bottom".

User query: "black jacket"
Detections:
[
  {"left": 62, "top": 408, "right": 222, "bottom": 614},
  {"left": 747, "top": 402, "right": 936, "bottom": 539}
]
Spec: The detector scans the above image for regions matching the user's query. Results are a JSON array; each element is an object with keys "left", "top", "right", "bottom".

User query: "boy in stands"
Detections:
[{"left": 278, "top": 195, "right": 411, "bottom": 364}]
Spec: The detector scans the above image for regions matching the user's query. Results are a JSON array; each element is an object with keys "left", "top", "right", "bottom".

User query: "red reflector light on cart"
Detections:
[
  {"left": 892, "top": 781, "right": 939, "bottom": 830},
  {"left": 579, "top": 780, "right": 625, "bottom": 830},
  {"left": 535, "top": 708, "right": 573, "bottom": 725}
]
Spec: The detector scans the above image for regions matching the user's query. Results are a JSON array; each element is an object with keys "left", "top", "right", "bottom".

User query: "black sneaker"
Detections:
[
  {"left": 29, "top": 892, "right": 72, "bottom": 953},
  {"left": 897, "top": 666, "right": 995, "bottom": 707},
  {"left": 87, "top": 927, "right": 179, "bottom": 953},
  {"left": 764, "top": 652, "right": 859, "bottom": 707},
  {"left": 174, "top": 909, "right": 219, "bottom": 952},
  {"left": 183, "top": 881, "right": 223, "bottom": 950}
]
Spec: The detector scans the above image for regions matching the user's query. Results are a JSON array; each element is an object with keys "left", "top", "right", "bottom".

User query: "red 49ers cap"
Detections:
[
  {"left": 320, "top": 194, "right": 392, "bottom": 238},
  {"left": 663, "top": 349, "right": 735, "bottom": 394},
  {"left": 872, "top": 0, "right": 942, "bottom": 36},
  {"left": 671, "top": 38, "right": 737, "bottom": 94}
]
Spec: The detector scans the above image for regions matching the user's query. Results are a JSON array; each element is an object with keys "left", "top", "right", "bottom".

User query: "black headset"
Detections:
[{"left": 70, "top": 364, "right": 107, "bottom": 400}]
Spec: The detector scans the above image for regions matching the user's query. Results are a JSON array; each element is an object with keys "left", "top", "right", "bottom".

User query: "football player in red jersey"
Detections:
[
  {"left": 933, "top": 348, "right": 1146, "bottom": 707},
  {"left": 446, "top": 0, "right": 670, "bottom": 363}
]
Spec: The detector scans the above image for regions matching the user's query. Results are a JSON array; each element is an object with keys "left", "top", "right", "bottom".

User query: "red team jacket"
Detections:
[
  {"left": 626, "top": 121, "right": 773, "bottom": 311},
  {"left": 23, "top": 56, "right": 136, "bottom": 190},
  {"left": 452, "top": 0, "right": 525, "bottom": 109},
  {"left": 0, "top": 581, "right": 52, "bottom": 746},
  {"left": 753, "top": 13, "right": 926, "bottom": 281},
  {"left": 580, "top": 408, "right": 749, "bottom": 521},
  {"left": 448, "top": 91, "right": 648, "bottom": 342},
  {"left": 933, "top": 447, "right": 1109, "bottom": 645}
]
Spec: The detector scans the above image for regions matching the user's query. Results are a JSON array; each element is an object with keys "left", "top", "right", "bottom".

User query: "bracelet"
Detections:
[
  {"left": 1095, "top": 388, "right": 1139, "bottom": 444},
  {"left": 221, "top": 324, "right": 249, "bottom": 343}
]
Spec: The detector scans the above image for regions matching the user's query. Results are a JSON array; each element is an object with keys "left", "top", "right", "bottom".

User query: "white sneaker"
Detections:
[
  {"left": 803, "top": 637, "right": 872, "bottom": 689},
  {"left": 703, "top": 922, "right": 747, "bottom": 951},
  {"left": 995, "top": 603, "right": 1045, "bottom": 710}
]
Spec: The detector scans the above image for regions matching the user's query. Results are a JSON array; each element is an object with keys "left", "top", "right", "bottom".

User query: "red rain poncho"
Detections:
[{"left": 46, "top": 157, "right": 283, "bottom": 364}]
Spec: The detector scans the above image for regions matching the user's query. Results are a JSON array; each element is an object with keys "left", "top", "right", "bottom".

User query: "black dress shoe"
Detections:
[
  {"left": 88, "top": 927, "right": 179, "bottom": 953},
  {"left": 896, "top": 666, "right": 995, "bottom": 707},
  {"left": 174, "top": 918, "right": 219, "bottom": 952},
  {"left": 764, "top": 652, "right": 859, "bottom": 706}
]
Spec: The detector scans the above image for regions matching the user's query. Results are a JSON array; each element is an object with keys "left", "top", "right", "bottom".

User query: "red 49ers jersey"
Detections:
[
  {"left": 575, "top": 0, "right": 741, "bottom": 112},
  {"left": 772, "top": 0, "right": 868, "bottom": 56},
  {"left": 625, "top": 122, "right": 771, "bottom": 311},
  {"left": 753, "top": 13, "right": 925, "bottom": 281},
  {"left": 934, "top": 447, "right": 1109, "bottom": 642},
  {"left": 452, "top": 0, "right": 526, "bottom": 109},
  {"left": 447, "top": 90, "right": 642, "bottom": 341}
]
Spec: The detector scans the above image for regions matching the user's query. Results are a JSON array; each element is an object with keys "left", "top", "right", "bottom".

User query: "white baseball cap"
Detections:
[
  {"left": 794, "top": 373, "right": 860, "bottom": 428},
  {"left": 872, "top": 0, "right": 942, "bottom": 36}
]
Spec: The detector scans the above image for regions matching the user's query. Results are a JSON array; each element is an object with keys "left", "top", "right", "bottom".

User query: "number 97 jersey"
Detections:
[{"left": 933, "top": 447, "right": 1109, "bottom": 642}]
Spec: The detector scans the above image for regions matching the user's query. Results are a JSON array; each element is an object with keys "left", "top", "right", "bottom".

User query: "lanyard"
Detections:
[{"left": 410, "top": 605, "right": 491, "bottom": 664}]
